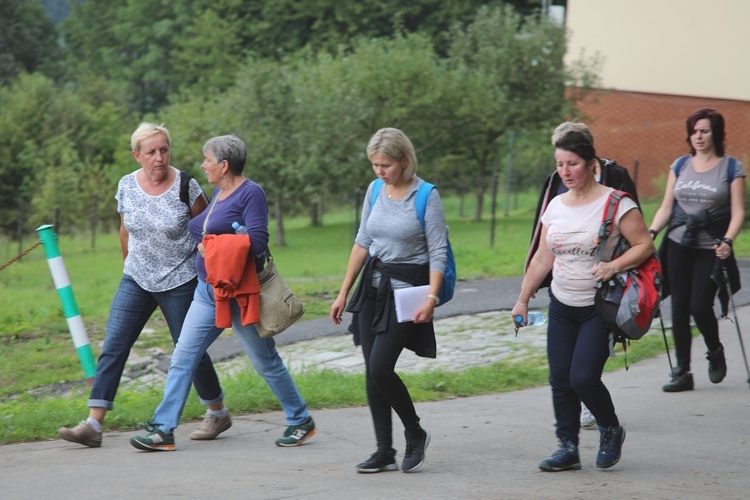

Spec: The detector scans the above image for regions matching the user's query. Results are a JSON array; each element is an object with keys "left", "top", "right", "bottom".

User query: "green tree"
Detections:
[
  {"left": 61, "top": 1, "right": 239, "bottom": 113},
  {"left": 445, "top": 5, "right": 598, "bottom": 221},
  {"left": 0, "top": 72, "right": 133, "bottom": 236},
  {"left": 0, "top": 0, "right": 62, "bottom": 85}
]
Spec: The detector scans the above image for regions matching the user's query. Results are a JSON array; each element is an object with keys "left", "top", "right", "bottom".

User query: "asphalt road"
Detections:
[{"left": 4, "top": 260, "right": 750, "bottom": 499}]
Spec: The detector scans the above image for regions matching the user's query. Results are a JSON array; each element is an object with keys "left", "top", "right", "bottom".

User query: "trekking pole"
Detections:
[
  {"left": 658, "top": 305, "right": 675, "bottom": 376},
  {"left": 715, "top": 242, "right": 750, "bottom": 388}
]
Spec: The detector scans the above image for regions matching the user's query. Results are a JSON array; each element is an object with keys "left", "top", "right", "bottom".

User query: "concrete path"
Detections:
[{"left": 4, "top": 262, "right": 750, "bottom": 499}]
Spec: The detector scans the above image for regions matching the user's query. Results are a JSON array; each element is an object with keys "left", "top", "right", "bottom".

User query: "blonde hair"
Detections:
[
  {"left": 366, "top": 127, "right": 418, "bottom": 180},
  {"left": 131, "top": 122, "right": 171, "bottom": 153}
]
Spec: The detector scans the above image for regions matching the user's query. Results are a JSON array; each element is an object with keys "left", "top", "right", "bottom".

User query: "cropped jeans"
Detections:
[
  {"left": 547, "top": 291, "right": 618, "bottom": 446},
  {"left": 88, "top": 274, "right": 223, "bottom": 410},
  {"left": 151, "top": 279, "right": 309, "bottom": 433}
]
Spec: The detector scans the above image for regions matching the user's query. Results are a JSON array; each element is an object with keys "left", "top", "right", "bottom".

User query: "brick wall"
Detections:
[{"left": 572, "top": 89, "right": 750, "bottom": 199}]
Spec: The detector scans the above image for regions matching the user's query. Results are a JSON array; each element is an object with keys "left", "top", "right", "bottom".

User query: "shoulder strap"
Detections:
[
  {"left": 596, "top": 190, "right": 629, "bottom": 262},
  {"left": 370, "top": 178, "right": 384, "bottom": 211},
  {"left": 728, "top": 156, "right": 738, "bottom": 182},
  {"left": 179, "top": 170, "right": 193, "bottom": 208},
  {"left": 674, "top": 155, "right": 738, "bottom": 183},
  {"left": 414, "top": 181, "right": 435, "bottom": 230},
  {"left": 673, "top": 155, "right": 691, "bottom": 177},
  {"left": 370, "top": 178, "right": 436, "bottom": 230}
]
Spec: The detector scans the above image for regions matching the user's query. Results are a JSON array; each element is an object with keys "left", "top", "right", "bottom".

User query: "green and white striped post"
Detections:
[{"left": 36, "top": 225, "right": 96, "bottom": 383}]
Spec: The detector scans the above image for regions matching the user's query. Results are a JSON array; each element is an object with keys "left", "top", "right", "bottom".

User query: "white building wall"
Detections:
[{"left": 565, "top": 0, "right": 750, "bottom": 101}]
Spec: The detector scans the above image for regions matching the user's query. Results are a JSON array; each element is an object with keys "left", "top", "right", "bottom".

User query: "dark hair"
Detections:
[
  {"left": 685, "top": 107, "right": 725, "bottom": 157},
  {"left": 553, "top": 130, "right": 597, "bottom": 162}
]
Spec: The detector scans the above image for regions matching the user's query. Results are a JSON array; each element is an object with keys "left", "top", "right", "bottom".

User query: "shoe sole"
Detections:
[
  {"left": 275, "top": 428, "right": 316, "bottom": 447},
  {"left": 539, "top": 462, "right": 582, "bottom": 472},
  {"left": 190, "top": 420, "right": 233, "bottom": 440},
  {"left": 356, "top": 463, "right": 399, "bottom": 473},
  {"left": 130, "top": 438, "right": 175, "bottom": 451},
  {"left": 402, "top": 430, "right": 431, "bottom": 473},
  {"left": 580, "top": 420, "right": 597, "bottom": 428},
  {"left": 58, "top": 430, "right": 101, "bottom": 448},
  {"left": 662, "top": 384, "right": 694, "bottom": 392},
  {"left": 596, "top": 428, "right": 626, "bottom": 469}
]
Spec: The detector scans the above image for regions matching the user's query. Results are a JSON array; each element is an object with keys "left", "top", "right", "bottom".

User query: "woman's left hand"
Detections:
[
  {"left": 591, "top": 261, "right": 617, "bottom": 282},
  {"left": 413, "top": 300, "right": 436, "bottom": 323}
]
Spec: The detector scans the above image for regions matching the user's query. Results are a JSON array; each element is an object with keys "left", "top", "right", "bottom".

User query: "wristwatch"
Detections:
[{"left": 427, "top": 294, "right": 440, "bottom": 305}]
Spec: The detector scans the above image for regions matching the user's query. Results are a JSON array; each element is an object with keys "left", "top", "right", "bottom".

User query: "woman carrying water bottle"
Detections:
[
  {"left": 511, "top": 129, "right": 654, "bottom": 472},
  {"left": 130, "top": 135, "right": 314, "bottom": 451}
]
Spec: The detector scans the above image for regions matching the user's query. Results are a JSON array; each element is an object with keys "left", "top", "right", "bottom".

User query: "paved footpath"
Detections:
[{"left": 4, "top": 267, "right": 750, "bottom": 499}]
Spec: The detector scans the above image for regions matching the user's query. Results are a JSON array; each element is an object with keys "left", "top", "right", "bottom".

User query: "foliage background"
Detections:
[{"left": 1, "top": 0, "right": 595, "bottom": 247}]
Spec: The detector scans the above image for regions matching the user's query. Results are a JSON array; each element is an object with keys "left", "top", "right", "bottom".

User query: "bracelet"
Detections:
[
  {"left": 427, "top": 294, "right": 440, "bottom": 305},
  {"left": 649, "top": 229, "right": 658, "bottom": 239},
  {"left": 515, "top": 302, "right": 528, "bottom": 307},
  {"left": 722, "top": 237, "right": 733, "bottom": 247}
]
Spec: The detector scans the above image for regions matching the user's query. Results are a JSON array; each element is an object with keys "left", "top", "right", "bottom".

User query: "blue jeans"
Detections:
[
  {"left": 88, "top": 275, "right": 223, "bottom": 410},
  {"left": 151, "top": 279, "right": 310, "bottom": 433},
  {"left": 547, "top": 291, "right": 618, "bottom": 445}
]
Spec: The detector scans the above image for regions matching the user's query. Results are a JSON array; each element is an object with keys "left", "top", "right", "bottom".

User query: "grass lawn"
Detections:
[{"left": 0, "top": 191, "right": 744, "bottom": 443}]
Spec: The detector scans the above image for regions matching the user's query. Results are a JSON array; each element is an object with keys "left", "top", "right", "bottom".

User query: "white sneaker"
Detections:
[{"left": 580, "top": 404, "right": 596, "bottom": 428}]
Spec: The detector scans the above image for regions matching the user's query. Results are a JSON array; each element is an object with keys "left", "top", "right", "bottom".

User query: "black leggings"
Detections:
[
  {"left": 667, "top": 241, "right": 721, "bottom": 373},
  {"left": 357, "top": 287, "right": 420, "bottom": 450}
]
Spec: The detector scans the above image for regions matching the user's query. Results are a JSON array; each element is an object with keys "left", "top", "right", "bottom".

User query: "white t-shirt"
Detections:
[
  {"left": 541, "top": 188, "right": 638, "bottom": 307},
  {"left": 116, "top": 166, "right": 203, "bottom": 292}
]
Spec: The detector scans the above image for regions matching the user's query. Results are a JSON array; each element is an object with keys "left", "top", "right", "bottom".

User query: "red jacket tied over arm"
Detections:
[{"left": 203, "top": 234, "right": 261, "bottom": 328}]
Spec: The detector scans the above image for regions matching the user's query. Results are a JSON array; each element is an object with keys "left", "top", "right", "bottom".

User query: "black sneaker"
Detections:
[
  {"left": 662, "top": 371, "right": 694, "bottom": 392},
  {"left": 538, "top": 440, "right": 581, "bottom": 472},
  {"left": 596, "top": 425, "right": 625, "bottom": 469},
  {"left": 402, "top": 427, "right": 430, "bottom": 473},
  {"left": 356, "top": 448, "right": 398, "bottom": 473},
  {"left": 707, "top": 344, "right": 727, "bottom": 383}
]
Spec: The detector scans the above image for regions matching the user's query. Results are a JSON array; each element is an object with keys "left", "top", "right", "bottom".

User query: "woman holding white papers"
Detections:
[{"left": 331, "top": 128, "right": 449, "bottom": 474}]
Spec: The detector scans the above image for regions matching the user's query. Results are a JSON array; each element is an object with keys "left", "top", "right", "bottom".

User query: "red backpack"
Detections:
[{"left": 594, "top": 191, "right": 662, "bottom": 341}]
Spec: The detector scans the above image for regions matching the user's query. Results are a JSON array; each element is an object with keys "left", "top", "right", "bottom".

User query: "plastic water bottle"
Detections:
[
  {"left": 515, "top": 311, "right": 547, "bottom": 327},
  {"left": 232, "top": 222, "right": 248, "bottom": 234}
]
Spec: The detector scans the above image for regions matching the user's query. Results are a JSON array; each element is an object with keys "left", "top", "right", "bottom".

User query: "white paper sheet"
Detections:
[{"left": 393, "top": 285, "right": 430, "bottom": 323}]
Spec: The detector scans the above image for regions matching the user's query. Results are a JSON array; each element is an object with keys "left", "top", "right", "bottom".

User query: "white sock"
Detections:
[
  {"left": 207, "top": 407, "right": 228, "bottom": 418},
  {"left": 86, "top": 417, "right": 102, "bottom": 432}
]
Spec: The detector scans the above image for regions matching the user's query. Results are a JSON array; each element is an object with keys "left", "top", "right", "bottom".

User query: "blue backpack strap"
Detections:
[
  {"left": 675, "top": 155, "right": 738, "bottom": 184},
  {"left": 728, "top": 156, "right": 738, "bottom": 182},
  {"left": 373, "top": 178, "right": 434, "bottom": 228},
  {"left": 370, "top": 178, "right": 384, "bottom": 211},
  {"left": 672, "top": 155, "right": 690, "bottom": 177},
  {"left": 414, "top": 181, "right": 435, "bottom": 229}
]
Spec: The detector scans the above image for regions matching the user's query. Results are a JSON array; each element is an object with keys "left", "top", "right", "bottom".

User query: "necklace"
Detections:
[{"left": 386, "top": 179, "right": 413, "bottom": 199}]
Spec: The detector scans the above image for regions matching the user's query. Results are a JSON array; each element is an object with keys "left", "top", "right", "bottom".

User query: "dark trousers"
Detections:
[
  {"left": 547, "top": 291, "right": 618, "bottom": 445},
  {"left": 667, "top": 242, "right": 720, "bottom": 373},
  {"left": 358, "top": 287, "right": 420, "bottom": 451}
]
